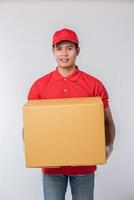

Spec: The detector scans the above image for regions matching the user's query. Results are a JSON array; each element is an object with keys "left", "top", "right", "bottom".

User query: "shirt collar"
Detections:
[{"left": 52, "top": 66, "right": 81, "bottom": 82}]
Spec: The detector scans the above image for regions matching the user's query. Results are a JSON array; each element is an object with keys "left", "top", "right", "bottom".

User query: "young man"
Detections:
[{"left": 28, "top": 28, "right": 115, "bottom": 200}]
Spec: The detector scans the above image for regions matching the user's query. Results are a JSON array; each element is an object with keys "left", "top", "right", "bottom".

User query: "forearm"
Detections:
[
  {"left": 104, "top": 108, "right": 116, "bottom": 146},
  {"left": 104, "top": 108, "right": 116, "bottom": 160},
  {"left": 105, "top": 120, "right": 115, "bottom": 146}
]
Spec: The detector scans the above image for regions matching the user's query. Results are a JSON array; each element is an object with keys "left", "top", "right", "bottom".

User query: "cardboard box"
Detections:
[{"left": 23, "top": 97, "right": 106, "bottom": 167}]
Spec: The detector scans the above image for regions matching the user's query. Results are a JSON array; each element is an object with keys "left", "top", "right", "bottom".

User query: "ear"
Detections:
[
  {"left": 76, "top": 47, "right": 80, "bottom": 56},
  {"left": 52, "top": 47, "right": 55, "bottom": 57}
]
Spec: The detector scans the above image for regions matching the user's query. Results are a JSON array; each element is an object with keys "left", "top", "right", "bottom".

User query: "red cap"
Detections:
[{"left": 52, "top": 28, "right": 79, "bottom": 46}]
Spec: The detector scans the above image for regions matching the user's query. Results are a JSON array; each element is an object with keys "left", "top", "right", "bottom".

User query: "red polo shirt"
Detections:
[{"left": 28, "top": 66, "right": 109, "bottom": 175}]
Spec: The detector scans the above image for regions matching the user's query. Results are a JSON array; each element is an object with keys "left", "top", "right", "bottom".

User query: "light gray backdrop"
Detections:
[{"left": 0, "top": 0, "right": 133, "bottom": 200}]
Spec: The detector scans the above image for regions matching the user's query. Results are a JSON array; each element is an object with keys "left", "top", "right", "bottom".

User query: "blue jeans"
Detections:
[{"left": 42, "top": 173, "right": 95, "bottom": 200}]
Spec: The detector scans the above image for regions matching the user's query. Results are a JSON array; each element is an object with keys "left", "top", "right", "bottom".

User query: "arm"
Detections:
[
  {"left": 104, "top": 107, "right": 116, "bottom": 159},
  {"left": 104, "top": 107, "right": 115, "bottom": 145}
]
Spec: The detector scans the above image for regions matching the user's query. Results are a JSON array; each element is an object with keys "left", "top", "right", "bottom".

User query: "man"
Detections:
[{"left": 28, "top": 28, "right": 115, "bottom": 200}]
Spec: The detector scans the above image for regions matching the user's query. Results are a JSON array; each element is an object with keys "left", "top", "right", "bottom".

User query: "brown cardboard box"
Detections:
[{"left": 23, "top": 97, "right": 106, "bottom": 167}]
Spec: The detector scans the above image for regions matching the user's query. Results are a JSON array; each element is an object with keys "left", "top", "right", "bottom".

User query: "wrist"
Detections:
[
  {"left": 106, "top": 143, "right": 113, "bottom": 160},
  {"left": 106, "top": 143, "right": 113, "bottom": 147}
]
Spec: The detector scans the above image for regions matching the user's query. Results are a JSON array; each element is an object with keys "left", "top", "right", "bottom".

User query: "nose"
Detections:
[{"left": 61, "top": 48, "right": 68, "bottom": 56}]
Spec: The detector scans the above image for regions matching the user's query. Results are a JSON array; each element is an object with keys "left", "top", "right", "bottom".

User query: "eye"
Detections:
[
  {"left": 68, "top": 47, "right": 73, "bottom": 50},
  {"left": 55, "top": 47, "right": 62, "bottom": 51}
]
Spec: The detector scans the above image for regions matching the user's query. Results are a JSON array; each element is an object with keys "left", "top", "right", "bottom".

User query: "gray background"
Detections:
[{"left": 0, "top": 0, "right": 134, "bottom": 200}]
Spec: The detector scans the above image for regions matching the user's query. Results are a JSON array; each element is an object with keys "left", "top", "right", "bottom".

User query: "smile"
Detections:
[{"left": 60, "top": 59, "right": 69, "bottom": 63}]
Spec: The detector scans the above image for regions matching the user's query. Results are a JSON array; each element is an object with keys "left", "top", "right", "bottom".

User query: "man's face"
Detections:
[{"left": 52, "top": 41, "right": 80, "bottom": 69}]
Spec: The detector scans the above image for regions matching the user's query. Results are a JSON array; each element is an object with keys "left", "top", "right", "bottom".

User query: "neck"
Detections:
[{"left": 58, "top": 65, "right": 77, "bottom": 77}]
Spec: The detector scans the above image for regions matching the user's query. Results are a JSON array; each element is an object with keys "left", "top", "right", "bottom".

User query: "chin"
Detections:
[
  {"left": 59, "top": 64, "right": 71, "bottom": 68},
  {"left": 59, "top": 63, "right": 74, "bottom": 68}
]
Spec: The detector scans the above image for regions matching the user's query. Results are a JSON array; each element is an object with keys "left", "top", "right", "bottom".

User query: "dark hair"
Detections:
[
  {"left": 74, "top": 43, "right": 78, "bottom": 49},
  {"left": 52, "top": 43, "right": 78, "bottom": 49}
]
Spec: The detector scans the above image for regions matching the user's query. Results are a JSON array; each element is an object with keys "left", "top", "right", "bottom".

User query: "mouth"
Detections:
[{"left": 60, "top": 59, "right": 69, "bottom": 63}]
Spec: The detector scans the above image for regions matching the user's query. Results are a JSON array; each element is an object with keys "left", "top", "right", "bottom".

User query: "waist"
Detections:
[{"left": 42, "top": 166, "right": 97, "bottom": 175}]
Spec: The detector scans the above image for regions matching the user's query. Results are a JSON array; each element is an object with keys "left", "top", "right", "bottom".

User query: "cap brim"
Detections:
[{"left": 53, "top": 38, "right": 78, "bottom": 45}]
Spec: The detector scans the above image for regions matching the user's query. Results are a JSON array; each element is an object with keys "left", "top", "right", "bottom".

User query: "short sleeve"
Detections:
[
  {"left": 28, "top": 81, "right": 41, "bottom": 100},
  {"left": 94, "top": 80, "right": 109, "bottom": 109}
]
